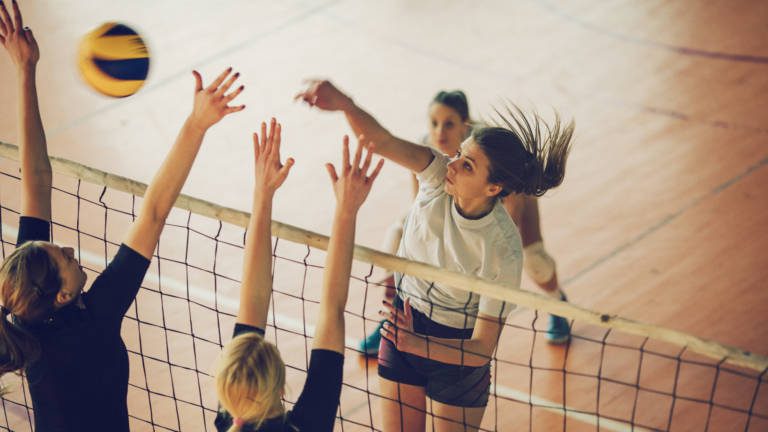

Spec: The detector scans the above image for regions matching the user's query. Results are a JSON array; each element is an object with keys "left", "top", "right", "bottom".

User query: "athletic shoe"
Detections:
[
  {"left": 358, "top": 320, "right": 384, "bottom": 355},
  {"left": 546, "top": 294, "right": 571, "bottom": 344}
]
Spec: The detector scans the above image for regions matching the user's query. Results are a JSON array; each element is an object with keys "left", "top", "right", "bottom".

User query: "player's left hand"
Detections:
[
  {"left": 0, "top": 0, "right": 39, "bottom": 69},
  {"left": 189, "top": 67, "right": 245, "bottom": 130}
]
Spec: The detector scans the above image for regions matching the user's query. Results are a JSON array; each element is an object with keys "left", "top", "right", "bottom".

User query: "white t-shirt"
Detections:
[{"left": 395, "top": 150, "right": 523, "bottom": 329}]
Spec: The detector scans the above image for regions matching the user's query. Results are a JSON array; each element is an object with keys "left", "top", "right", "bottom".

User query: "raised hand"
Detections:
[
  {"left": 0, "top": 0, "right": 39, "bottom": 69},
  {"left": 189, "top": 68, "right": 246, "bottom": 130},
  {"left": 294, "top": 79, "right": 354, "bottom": 112},
  {"left": 325, "top": 135, "right": 384, "bottom": 214},
  {"left": 252, "top": 118, "right": 294, "bottom": 197}
]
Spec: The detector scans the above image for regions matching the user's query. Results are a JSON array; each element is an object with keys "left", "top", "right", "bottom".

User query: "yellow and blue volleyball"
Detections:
[{"left": 78, "top": 23, "right": 150, "bottom": 98}]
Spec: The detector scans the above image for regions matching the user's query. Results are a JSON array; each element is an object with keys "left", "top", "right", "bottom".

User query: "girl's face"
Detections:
[
  {"left": 444, "top": 138, "right": 501, "bottom": 204},
  {"left": 428, "top": 103, "right": 469, "bottom": 156},
  {"left": 42, "top": 243, "right": 87, "bottom": 307}
]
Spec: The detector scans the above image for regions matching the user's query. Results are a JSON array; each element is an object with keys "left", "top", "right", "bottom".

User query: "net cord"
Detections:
[{"left": 1, "top": 140, "right": 765, "bottom": 373}]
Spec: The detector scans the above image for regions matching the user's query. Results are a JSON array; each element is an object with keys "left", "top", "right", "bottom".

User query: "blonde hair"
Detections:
[
  {"left": 216, "top": 332, "right": 286, "bottom": 431},
  {"left": 0, "top": 241, "right": 61, "bottom": 395}
]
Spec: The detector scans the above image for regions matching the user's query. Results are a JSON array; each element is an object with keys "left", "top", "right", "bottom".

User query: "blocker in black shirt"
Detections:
[
  {"left": 16, "top": 216, "right": 151, "bottom": 432},
  {"left": 215, "top": 323, "right": 344, "bottom": 432}
]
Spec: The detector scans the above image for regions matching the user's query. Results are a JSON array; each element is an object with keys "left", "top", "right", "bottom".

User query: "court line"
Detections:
[{"left": 490, "top": 384, "right": 648, "bottom": 432}]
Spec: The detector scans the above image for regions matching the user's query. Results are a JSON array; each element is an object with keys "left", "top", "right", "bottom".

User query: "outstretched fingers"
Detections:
[
  {"left": 192, "top": 70, "right": 203, "bottom": 92},
  {"left": 267, "top": 118, "right": 277, "bottom": 153},
  {"left": 341, "top": 135, "right": 350, "bottom": 175},
  {"left": 360, "top": 142, "right": 373, "bottom": 174},
  {"left": 23, "top": 26, "right": 34, "bottom": 45},
  {"left": 216, "top": 71, "right": 240, "bottom": 97},
  {"left": 325, "top": 163, "right": 339, "bottom": 184},
  {"left": 352, "top": 137, "right": 364, "bottom": 173},
  {"left": 273, "top": 121, "right": 282, "bottom": 156},
  {"left": 225, "top": 104, "right": 246, "bottom": 115},
  {"left": 368, "top": 158, "right": 385, "bottom": 183},
  {"left": 224, "top": 85, "right": 244, "bottom": 104},
  {"left": 252, "top": 132, "right": 260, "bottom": 161},
  {"left": 277, "top": 157, "right": 294, "bottom": 183},
  {"left": 206, "top": 67, "right": 232, "bottom": 92},
  {"left": 11, "top": 0, "right": 21, "bottom": 32},
  {"left": 0, "top": 1, "right": 12, "bottom": 36}
]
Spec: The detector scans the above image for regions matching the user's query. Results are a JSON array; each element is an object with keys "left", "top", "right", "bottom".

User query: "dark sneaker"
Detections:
[{"left": 546, "top": 294, "right": 571, "bottom": 344}]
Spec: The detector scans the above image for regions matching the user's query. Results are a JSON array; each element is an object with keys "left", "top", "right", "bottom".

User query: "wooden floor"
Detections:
[{"left": 0, "top": 1, "right": 766, "bottom": 431}]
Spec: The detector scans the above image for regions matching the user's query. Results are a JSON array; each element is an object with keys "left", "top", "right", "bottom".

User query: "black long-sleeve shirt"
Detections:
[
  {"left": 214, "top": 323, "right": 344, "bottom": 432},
  {"left": 16, "top": 216, "right": 150, "bottom": 432}
]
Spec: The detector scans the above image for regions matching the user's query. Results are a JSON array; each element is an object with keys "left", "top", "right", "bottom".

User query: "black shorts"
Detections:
[{"left": 377, "top": 297, "right": 491, "bottom": 408}]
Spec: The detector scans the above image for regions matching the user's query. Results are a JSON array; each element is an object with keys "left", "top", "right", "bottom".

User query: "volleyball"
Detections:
[{"left": 77, "top": 22, "right": 150, "bottom": 98}]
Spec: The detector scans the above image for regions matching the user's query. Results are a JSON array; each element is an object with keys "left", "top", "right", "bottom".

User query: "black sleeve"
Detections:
[
  {"left": 289, "top": 349, "right": 344, "bottom": 432},
  {"left": 83, "top": 244, "right": 151, "bottom": 321},
  {"left": 232, "top": 323, "right": 265, "bottom": 338},
  {"left": 16, "top": 216, "right": 50, "bottom": 246}
]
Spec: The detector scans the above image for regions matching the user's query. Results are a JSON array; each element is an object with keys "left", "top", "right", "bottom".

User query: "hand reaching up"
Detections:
[
  {"left": 189, "top": 67, "right": 246, "bottom": 130},
  {"left": 253, "top": 118, "right": 294, "bottom": 197},
  {"left": 294, "top": 79, "right": 354, "bottom": 112},
  {"left": 325, "top": 135, "right": 384, "bottom": 214},
  {"left": 0, "top": 0, "right": 39, "bottom": 69}
]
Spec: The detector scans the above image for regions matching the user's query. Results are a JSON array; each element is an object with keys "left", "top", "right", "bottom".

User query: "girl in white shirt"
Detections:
[
  {"left": 296, "top": 81, "right": 574, "bottom": 432},
  {"left": 359, "top": 90, "right": 571, "bottom": 356}
]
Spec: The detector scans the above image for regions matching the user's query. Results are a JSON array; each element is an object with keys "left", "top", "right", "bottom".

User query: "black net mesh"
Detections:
[{"left": 0, "top": 157, "right": 766, "bottom": 431}]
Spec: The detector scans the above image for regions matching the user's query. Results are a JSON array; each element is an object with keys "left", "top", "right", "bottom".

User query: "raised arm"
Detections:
[
  {"left": 0, "top": 0, "right": 50, "bottom": 220},
  {"left": 381, "top": 299, "right": 505, "bottom": 367},
  {"left": 295, "top": 80, "right": 432, "bottom": 173},
  {"left": 313, "top": 136, "right": 384, "bottom": 353},
  {"left": 123, "top": 68, "right": 245, "bottom": 259},
  {"left": 237, "top": 119, "right": 293, "bottom": 329}
]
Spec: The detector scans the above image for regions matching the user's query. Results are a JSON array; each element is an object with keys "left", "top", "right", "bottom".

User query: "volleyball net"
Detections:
[{"left": 0, "top": 141, "right": 766, "bottom": 431}]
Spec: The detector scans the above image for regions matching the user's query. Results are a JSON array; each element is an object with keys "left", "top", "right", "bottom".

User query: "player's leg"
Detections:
[{"left": 519, "top": 197, "right": 570, "bottom": 344}]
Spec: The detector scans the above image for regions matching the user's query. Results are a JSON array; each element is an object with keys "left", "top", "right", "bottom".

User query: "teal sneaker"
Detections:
[
  {"left": 546, "top": 294, "right": 571, "bottom": 344},
  {"left": 358, "top": 320, "right": 384, "bottom": 355}
]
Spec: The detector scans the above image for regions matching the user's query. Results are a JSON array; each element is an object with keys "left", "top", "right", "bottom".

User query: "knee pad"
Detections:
[{"left": 523, "top": 241, "right": 556, "bottom": 284}]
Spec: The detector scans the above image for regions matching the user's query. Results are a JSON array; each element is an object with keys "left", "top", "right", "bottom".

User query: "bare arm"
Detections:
[
  {"left": 381, "top": 300, "right": 505, "bottom": 367},
  {"left": 124, "top": 68, "right": 245, "bottom": 260},
  {"left": 1, "top": 1, "right": 51, "bottom": 220},
  {"left": 502, "top": 194, "right": 525, "bottom": 228},
  {"left": 238, "top": 119, "right": 294, "bottom": 329},
  {"left": 313, "top": 136, "right": 384, "bottom": 354},
  {"left": 296, "top": 80, "right": 433, "bottom": 173}
]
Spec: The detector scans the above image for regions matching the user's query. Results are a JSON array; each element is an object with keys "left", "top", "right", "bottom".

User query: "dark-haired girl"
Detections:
[
  {"left": 296, "top": 80, "right": 573, "bottom": 431},
  {"left": 357, "top": 89, "right": 571, "bottom": 356},
  {"left": 0, "top": 3, "right": 245, "bottom": 430}
]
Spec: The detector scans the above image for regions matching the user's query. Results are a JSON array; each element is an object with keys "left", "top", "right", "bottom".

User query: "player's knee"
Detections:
[{"left": 523, "top": 241, "right": 556, "bottom": 284}]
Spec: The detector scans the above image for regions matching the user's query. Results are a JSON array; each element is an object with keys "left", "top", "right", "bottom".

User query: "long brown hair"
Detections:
[
  {"left": 474, "top": 104, "right": 575, "bottom": 198},
  {"left": 0, "top": 241, "right": 61, "bottom": 390}
]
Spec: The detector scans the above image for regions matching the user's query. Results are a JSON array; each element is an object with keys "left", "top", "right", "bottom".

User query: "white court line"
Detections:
[
  {"left": 491, "top": 384, "right": 647, "bottom": 432},
  {"left": 3, "top": 224, "right": 647, "bottom": 431}
]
